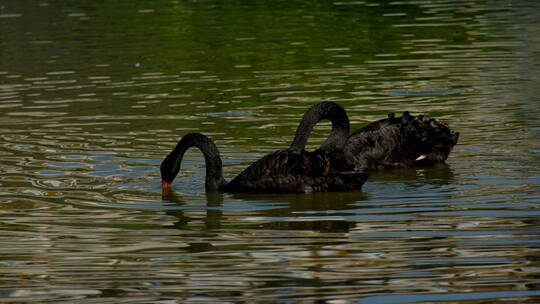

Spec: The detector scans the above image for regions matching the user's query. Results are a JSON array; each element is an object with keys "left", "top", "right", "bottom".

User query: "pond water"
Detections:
[{"left": 1, "top": 0, "right": 539, "bottom": 303}]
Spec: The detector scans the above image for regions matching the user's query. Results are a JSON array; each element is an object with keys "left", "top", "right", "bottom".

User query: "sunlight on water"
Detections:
[{"left": 0, "top": 0, "right": 539, "bottom": 302}]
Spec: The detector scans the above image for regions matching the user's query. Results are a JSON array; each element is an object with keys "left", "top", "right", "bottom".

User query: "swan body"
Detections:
[
  {"left": 343, "top": 111, "right": 459, "bottom": 169},
  {"left": 160, "top": 102, "right": 368, "bottom": 193},
  {"left": 223, "top": 148, "right": 368, "bottom": 193}
]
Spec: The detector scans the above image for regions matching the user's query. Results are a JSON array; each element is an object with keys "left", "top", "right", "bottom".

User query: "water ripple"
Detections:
[{"left": 0, "top": 0, "right": 539, "bottom": 302}]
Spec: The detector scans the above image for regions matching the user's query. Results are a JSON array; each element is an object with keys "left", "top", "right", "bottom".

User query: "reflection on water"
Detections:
[{"left": 1, "top": 0, "right": 540, "bottom": 303}]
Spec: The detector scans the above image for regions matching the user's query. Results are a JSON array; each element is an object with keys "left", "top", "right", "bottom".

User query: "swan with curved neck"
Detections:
[
  {"left": 301, "top": 104, "right": 459, "bottom": 169},
  {"left": 160, "top": 102, "right": 367, "bottom": 193}
]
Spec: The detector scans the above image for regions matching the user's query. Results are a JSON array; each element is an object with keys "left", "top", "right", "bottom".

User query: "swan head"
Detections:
[
  {"left": 417, "top": 130, "right": 460, "bottom": 165},
  {"left": 160, "top": 151, "right": 181, "bottom": 188}
]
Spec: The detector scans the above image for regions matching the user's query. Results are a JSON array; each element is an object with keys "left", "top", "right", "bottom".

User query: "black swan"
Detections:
[
  {"left": 301, "top": 102, "right": 458, "bottom": 169},
  {"left": 160, "top": 102, "right": 369, "bottom": 193}
]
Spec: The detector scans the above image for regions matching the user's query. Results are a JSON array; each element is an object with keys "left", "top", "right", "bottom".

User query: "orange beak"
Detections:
[{"left": 161, "top": 181, "right": 171, "bottom": 188}]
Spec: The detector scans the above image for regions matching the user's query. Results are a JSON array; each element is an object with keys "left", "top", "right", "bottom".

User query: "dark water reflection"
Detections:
[{"left": 1, "top": 0, "right": 540, "bottom": 303}]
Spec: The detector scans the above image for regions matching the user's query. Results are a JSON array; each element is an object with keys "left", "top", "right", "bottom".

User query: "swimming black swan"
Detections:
[
  {"left": 160, "top": 102, "right": 369, "bottom": 193},
  {"left": 300, "top": 102, "right": 458, "bottom": 169}
]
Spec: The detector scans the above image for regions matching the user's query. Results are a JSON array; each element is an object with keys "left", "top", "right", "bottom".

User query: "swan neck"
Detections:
[
  {"left": 290, "top": 102, "right": 350, "bottom": 151},
  {"left": 162, "top": 133, "right": 226, "bottom": 190}
]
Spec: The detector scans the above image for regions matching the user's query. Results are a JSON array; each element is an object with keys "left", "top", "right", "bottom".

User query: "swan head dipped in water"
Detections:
[{"left": 414, "top": 116, "right": 459, "bottom": 165}]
